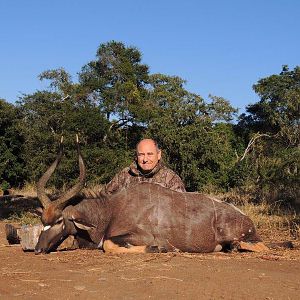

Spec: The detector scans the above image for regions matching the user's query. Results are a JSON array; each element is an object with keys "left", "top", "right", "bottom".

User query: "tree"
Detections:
[
  {"left": 16, "top": 69, "right": 111, "bottom": 186},
  {"left": 3, "top": 41, "right": 245, "bottom": 195},
  {"left": 79, "top": 41, "right": 153, "bottom": 169},
  {"left": 0, "top": 99, "right": 24, "bottom": 189},
  {"left": 242, "top": 65, "right": 300, "bottom": 147},
  {"left": 145, "top": 74, "right": 238, "bottom": 191},
  {"left": 79, "top": 41, "right": 150, "bottom": 123},
  {"left": 236, "top": 66, "right": 300, "bottom": 205}
]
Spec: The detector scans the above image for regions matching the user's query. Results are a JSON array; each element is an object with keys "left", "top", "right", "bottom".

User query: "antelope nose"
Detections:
[{"left": 34, "top": 248, "right": 43, "bottom": 255}]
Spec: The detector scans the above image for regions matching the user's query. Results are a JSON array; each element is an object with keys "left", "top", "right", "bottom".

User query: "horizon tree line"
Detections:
[{"left": 0, "top": 41, "right": 299, "bottom": 207}]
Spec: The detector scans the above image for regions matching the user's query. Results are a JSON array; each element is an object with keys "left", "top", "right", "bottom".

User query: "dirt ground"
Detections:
[{"left": 0, "top": 222, "right": 299, "bottom": 300}]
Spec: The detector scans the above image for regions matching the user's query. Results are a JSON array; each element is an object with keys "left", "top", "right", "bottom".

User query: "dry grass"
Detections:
[
  {"left": 12, "top": 183, "right": 105, "bottom": 198},
  {"left": 239, "top": 201, "right": 299, "bottom": 243},
  {"left": 1, "top": 183, "right": 43, "bottom": 225},
  {"left": 82, "top": 184, "right": 104, "bottom": 196},
  {"left": 12, "top": 182, "right": 58, "bottom": 198},
  {"left": 1, "top": 183, "right": 104, "bottom": 225},
  {"left": 7, "top": 211, "right": 41, "bottom": 225}
]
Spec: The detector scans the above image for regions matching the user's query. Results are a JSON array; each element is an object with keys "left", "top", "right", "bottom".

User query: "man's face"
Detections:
[{"left": 136, "top": 140, "right": 161, "bottom": 172}]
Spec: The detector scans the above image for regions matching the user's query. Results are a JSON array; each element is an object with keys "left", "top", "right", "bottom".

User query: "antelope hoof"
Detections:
[{"left": 146, "top": 245, "right": 168, "bottom": 253}]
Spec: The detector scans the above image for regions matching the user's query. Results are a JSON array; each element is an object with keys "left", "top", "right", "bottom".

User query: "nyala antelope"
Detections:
[{"left": 35, "top": 136, "right": 268, "bottom": 254}]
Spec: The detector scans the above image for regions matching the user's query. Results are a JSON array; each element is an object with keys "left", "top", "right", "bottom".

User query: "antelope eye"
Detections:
[{"left": 55, "top": 217, "right": 64, "bottom": 225}]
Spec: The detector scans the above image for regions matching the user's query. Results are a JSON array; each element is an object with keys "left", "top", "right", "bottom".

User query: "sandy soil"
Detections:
[{"left": 0, "top": 222, "right": 300, "bottom": 300}]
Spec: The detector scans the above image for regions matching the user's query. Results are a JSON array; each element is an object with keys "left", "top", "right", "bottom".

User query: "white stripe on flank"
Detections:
[
  {"left": 98, "top": 236, "right": 104, "bottom": 249},
  {"left": 209, "top": 195, "right": 246, "bottom": 216}
]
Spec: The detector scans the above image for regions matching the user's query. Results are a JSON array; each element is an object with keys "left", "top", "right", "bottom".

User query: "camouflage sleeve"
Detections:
[
  {"left": 167, "top": 173, "right": 186, "bottom": 192},
  {"left": 100, "top": 167, "right": 130, "bottom": 197},
  {"left": 162, "top": 167, "right": 186, "bottom": 192}
]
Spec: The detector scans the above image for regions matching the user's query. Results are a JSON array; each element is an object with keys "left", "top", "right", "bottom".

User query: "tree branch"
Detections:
[{"left": 238, "top": 133, "right": 271, "bottom": 162}]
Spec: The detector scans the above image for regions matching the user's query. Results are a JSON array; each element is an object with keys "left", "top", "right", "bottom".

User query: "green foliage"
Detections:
[
  {"left": 1, "top": 180, "right": 10, "bottom": 191},
  {"left": 16, "top": 84, "right": 110, "bottom": 187},
  {"left": 0, "top": 99, "right": 25, "bottom": 188},
  {"left": 243, "top": 66, "right": 300, "bottom": 147},
  {"left": 144, "top": 74, "right": 239, "bottom": 191},
  {"left": 236, "top": 66, "right": 300, "bottom": 206},
  {"left": 79, "top": 41, "right": 149, "bottom": 123},
  {"left": 38, "top": 68, "right": 73, "bottom": 95}
]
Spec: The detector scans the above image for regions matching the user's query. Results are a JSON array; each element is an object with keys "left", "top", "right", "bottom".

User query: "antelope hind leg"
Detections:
[
  {"left": 103, "top": 240, "right": 147, "bottom": 254},
  {"left": 235, "top": 241, "right": 269, "bottom": 252}
]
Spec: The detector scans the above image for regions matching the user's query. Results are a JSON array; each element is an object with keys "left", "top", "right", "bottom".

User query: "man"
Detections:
[
  {"left": 100, "top": 138, "right": 186, "bottom": 196},
  {"left": 6, "top": 138, "right": 185, "bottom": 248}
]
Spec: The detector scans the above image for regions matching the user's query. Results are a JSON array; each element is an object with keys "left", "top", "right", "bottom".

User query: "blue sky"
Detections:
[{"left": 1, "top": 0, "right": 299, "bottom": 113}]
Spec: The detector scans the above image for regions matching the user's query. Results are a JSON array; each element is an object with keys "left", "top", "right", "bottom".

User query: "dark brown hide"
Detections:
[
  {"left": 103, "top": 183, "right": 261, "bottom": 253},
  {"left": 36, "top": 182, "right": 263, "bottom": 253}
]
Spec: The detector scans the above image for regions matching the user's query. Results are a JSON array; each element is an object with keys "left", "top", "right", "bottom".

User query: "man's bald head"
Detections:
[
  {"left": 136, "top": 139, "right": 159, "bottom": 151},
  {"left": 136, "top": 139, "right": 161, "bottom": 172}
]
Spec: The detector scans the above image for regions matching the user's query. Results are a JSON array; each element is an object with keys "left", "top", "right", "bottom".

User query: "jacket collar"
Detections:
[{"left": 129, "top": 161, "right": 163, "bottom": 178}]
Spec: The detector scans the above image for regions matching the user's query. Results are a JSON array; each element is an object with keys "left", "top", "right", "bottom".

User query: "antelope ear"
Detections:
[{"left": 71, "top": 215, "right": 96, "bottom": 231}]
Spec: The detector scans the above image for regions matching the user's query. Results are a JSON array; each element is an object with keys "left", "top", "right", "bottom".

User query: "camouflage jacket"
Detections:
[{"left": 100, "top": 161, "right": 186, "bottom": 197}]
